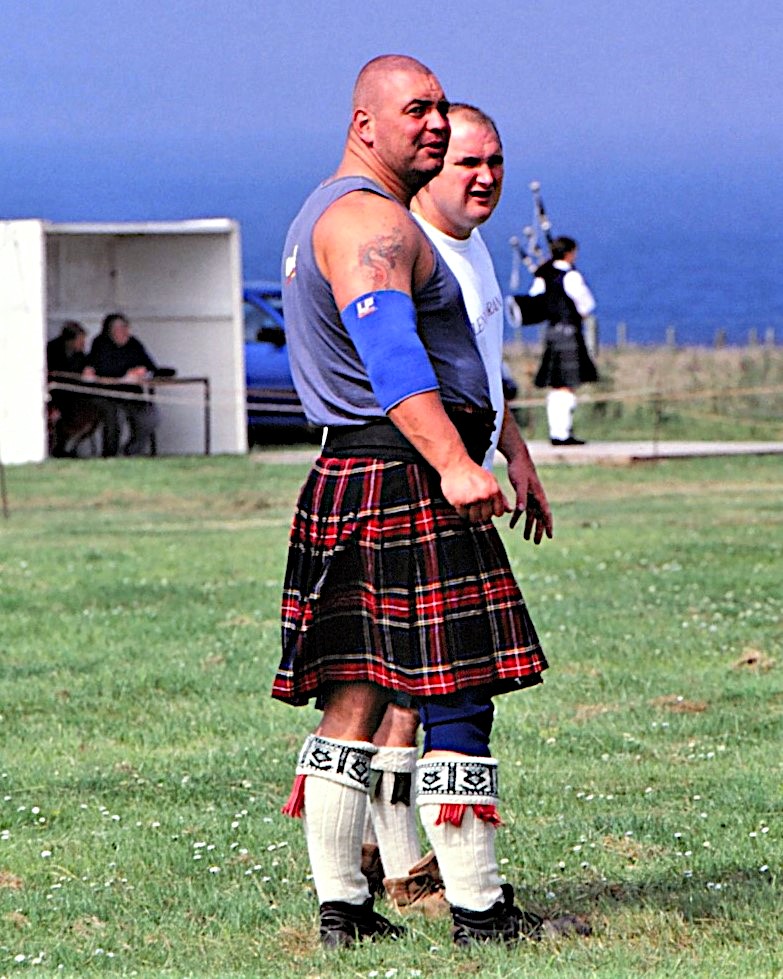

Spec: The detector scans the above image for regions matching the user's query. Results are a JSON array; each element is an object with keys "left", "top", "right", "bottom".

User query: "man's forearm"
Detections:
[{"left": 387, "top": 391, "right": 472, "bottom": 476}]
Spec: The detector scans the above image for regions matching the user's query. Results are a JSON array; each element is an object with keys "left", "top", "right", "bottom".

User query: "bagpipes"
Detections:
[{"left": 505, "top": 180, "right": 553, "bottom": 329}]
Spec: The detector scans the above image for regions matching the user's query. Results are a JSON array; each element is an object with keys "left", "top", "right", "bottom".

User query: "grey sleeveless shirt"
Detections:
[{"left": 280, "top": 175, "right": 491, "bottom": 427}]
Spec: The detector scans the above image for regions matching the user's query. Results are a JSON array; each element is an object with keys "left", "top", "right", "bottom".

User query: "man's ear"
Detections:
[{"left": 353, "top": 108, "right": 374, "bottom": 146}]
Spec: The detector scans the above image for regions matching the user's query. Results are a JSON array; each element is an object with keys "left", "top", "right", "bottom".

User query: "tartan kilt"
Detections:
[
  {"left": 272, "top": 454, "right": 548, "bottom": 706},
  {"left": 534, "top": 322, "right": 599, "bottom": 389}
]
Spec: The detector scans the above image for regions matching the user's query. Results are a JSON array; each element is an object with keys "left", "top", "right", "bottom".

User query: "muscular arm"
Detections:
[{"left": 314, "top": 192, "right": 508, "bottom": 521}]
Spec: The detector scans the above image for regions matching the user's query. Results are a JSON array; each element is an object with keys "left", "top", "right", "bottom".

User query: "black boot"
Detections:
[
  {"left": 319, "top": 896, "right": 405, "bottom": 949},
  {"left": 451, "top": 883, "right": 590, "bottom": 946}
]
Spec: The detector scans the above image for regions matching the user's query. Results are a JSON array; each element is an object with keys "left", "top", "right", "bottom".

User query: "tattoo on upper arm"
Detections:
[{"left": 358, "top": 229, "right": 405, "bottom": 290}]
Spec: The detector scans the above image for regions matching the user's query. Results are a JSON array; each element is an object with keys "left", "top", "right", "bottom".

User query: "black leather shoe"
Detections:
[
  {"left": 451, "top": 884, "right": 590, "bottom": 946},
  {"left": 319, "top": 896, "right": 405, "bottom": 949},
  {"left": 550, "top": 436, "right": 586, "bottom": 446}
]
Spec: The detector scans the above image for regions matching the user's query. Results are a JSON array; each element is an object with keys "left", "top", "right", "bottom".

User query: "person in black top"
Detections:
[
  {"left": 83, "top": 313, "right": 160, "bottom": 457},
  {"left": 530, "top": 237, "right": 598, "bottom": 445},
  {"left": 46, "top": 321, "right": 102, "bottom": 457}
]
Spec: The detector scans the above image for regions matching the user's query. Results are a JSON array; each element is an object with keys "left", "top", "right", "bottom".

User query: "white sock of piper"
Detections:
[
  {"left": 368, "top": 746, "right": 421, "bottom": 878},
  {"left": 419, "top": 803, "right": 503, "bottom": 912},
  {"left": 546, "top": 389, "right": 572, "bottom": 440}
]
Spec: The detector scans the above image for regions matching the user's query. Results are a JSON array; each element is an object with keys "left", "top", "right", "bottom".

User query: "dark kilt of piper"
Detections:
[
  {"left": 534, "top": 321, "right": 599, "bottom": 389},
  {"left": 272, "top": 454, "right": 548, "bottom": 706}
]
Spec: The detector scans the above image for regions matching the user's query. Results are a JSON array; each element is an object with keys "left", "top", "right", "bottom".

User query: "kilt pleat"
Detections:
[
  {"left": 534, "top": 322, "right": 598, "bottom": 389},
  {"left": 272, "top": 455, "right": 548, "bottom": 706}
]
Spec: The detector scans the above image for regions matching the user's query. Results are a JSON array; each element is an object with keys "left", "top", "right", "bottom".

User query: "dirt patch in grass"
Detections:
[
  {"left": 0, "top": 871, "right": 24, "bottom": 890},
  {"left": 650, "top": 694, "right": 709, "bottom": 713},
  {"left": 573, "top": 703, "right": 618, "bottom": 722},
  {"left": 732, "top": 647, "right": 776, "bottom": 671}
]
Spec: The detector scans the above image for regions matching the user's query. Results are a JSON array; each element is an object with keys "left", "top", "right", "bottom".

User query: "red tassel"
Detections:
[
  {"left": 473, "top": 803, "right": 503, "bottom": 826},
  {"left": 435, "top": 803, "right": 467, "bottom": 826},
  {"left": 434, "top": 803, "right": 503, "bottom": 827},
  {"left": 281, "top": 774, "right": 306, "bottom": 818}
]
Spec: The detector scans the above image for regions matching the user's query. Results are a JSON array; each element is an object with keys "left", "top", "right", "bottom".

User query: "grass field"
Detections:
[
  {"left": 1, "top": 452, "right": 781, "bottom": 977},
  {"left": 505, "top": 343, "right": 783, "bottom": 442}
]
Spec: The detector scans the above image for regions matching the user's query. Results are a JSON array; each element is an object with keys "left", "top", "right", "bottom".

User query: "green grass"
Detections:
[
  {"left": 506, "top": 344, "right": 783, "bottom": 442},
  {"left": 1, "top": 454, "right": 782, "bottom": 977}
]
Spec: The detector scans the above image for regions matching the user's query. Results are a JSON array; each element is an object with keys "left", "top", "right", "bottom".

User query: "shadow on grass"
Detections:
[{"left": 525, "top": 864, "right": 778, "bottom": 925}]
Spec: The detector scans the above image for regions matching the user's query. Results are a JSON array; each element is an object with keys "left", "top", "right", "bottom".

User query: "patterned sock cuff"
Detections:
[
  {"left": 295, "top": 734, "right": 377, "bottom": 792},
  {"left": 416, "top": 757, "right": 499, "bottom": 807}
]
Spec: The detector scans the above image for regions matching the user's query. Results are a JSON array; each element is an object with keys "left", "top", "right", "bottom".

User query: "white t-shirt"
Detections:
[
  {"left": 414, "top": 214, "right": 505, "bottom": 469},
  {"left": 528, "top": 260, "right": 596, "bottom": 317}
]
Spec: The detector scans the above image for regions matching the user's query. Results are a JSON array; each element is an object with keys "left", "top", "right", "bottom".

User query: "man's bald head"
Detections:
[{"left": 353, "top": 54, "right": 435, "bottom": 112}]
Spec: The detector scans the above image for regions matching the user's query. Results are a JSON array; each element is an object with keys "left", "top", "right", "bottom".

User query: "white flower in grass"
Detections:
[
  {"left": 208, "top": 866, "right": 221, "bottom": 874},
  {"left": 40, "top": 850, "right": 52, "bottom": 858},
  {"left": 760, "top": 865, "right": 769, "bottom": 873}
]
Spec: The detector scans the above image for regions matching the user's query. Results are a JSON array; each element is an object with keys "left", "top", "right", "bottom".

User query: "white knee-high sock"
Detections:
[
  {"left": 368, "top": 746, "right": 421, "bottom": 878},
  {"left": 303, "top": 775, "right": 370, "bottom": 905},
  {"left": 546, "top": 389, "right": 573, "bottom": 440},
  {"left": 419, "top": 803, "right": 503, "bottom": 912}
]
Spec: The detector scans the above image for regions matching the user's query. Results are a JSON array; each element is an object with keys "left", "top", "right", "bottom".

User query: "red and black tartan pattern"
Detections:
[{"left": 272, "top": 455, "right": 548, "bottom": 706}]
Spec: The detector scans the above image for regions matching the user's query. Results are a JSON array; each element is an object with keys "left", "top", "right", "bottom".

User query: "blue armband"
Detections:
[{"left": 340, "top": 290, "right": 439, "bottom": 412}]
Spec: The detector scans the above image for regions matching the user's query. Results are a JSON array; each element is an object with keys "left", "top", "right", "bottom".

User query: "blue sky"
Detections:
[{"left": 3, "top": 1, "right": 781, "bottom": 339}]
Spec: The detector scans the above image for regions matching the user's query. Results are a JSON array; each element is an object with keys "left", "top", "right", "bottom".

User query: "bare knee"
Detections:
[
  {"left": 316, "top": 682, "right": 392, "bottom": 742},
  {"left": 373, "top": 703, "right": 420, "bottom": 748}
]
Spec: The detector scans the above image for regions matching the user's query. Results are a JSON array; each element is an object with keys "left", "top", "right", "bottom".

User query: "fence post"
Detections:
[
  {"left": 714, "top": 328, "right": 726, "bottom": 348},
  {"left": 764, "top": 327, "right": 775, "bottom": 347},
  {"left": 748, "top": 327, "right": 758, "bottom": 346},
  {"left": 616, "top": 321, "right": 627, "bottom": 347},
  {"left": 584, "top": 314, "right": 599, "bottom": 358},
  {"left": 665, "top": 325, "right": 676, "bottom": 347}
]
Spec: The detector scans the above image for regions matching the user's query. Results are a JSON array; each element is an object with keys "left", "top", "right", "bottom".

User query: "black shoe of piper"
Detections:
[
  {"left": 550, "top": 436, "right": 586, "bottom": 446},
  {"left": 451, "top": 884, "right": 591, "bottom": 946},
  {"left": 319, "top": 896, "right": 405, "bottom": 949}
]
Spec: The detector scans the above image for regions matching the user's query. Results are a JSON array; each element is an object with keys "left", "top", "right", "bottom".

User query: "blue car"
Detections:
[{"left": 243, "top": 281, "right": 315, "bottom": 442}]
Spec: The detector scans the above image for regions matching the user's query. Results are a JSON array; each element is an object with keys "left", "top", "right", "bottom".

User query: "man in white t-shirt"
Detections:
[
  {"left": 361, "top": 104, "right": 567, "bottom": 939},
  {"left": 412, "top": 103, "right": 550, "bottom": 507}
]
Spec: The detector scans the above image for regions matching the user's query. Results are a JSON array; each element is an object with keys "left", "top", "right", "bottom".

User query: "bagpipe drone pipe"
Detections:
[{"left": 505, "top": 180, "right": 552, "bottom": 329}]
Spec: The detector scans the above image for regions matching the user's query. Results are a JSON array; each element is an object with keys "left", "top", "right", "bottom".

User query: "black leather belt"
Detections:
[{"left": 322, "top": 406, "right": 495, "bottom": 465}]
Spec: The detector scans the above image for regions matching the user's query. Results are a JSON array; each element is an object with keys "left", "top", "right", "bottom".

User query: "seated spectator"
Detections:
[
  {"left": 46, "top": 321, "right": 102, "bottom": 457},
  {"left": 83, "top": 313, "right": 162, "bottom": 457}
]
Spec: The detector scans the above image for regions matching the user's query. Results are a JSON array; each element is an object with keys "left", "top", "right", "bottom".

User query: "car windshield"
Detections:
[{"left": 244, "top": 300, "right": 284, "bottom": 345}]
